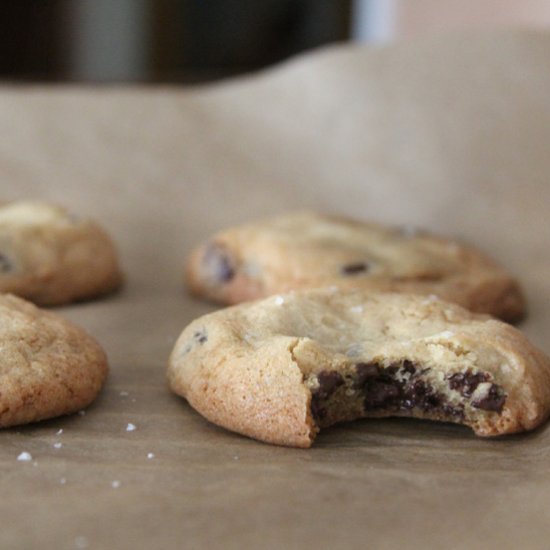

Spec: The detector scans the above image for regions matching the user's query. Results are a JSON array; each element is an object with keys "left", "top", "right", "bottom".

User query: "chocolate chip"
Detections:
[
  {"left": 448, "top": 371, "right": 490, "bottom": 397},
  {"left": 203, "top": 244, "right": 235, "bottom": 283},
  {"left": 341, "top": 262, "right": 370, "bottom": 275},
  {"left": 0, "top": 254, "right": 12, "bottom": 274},
  {"left": 194, "top": 330, "right": 207, "bottom": 344},
  {"left": 311, "top": 370, "right": 345, "bottom": 421},
  {"left": 472, "top": 384, "right": 506, "bottom": 413},
  {"left": 364, "top": 381, "right": 399, "bottom": 410},
  {"left": 316, "top": 371, "right": 344, "bottom": 399},
  {"left": 402, "top": 379, "right": 427, "bottom": 409},
  {"left": 402, "top": 360, "right": 416, "bottom": 375},
  {"left": 354, "top": 363, "right": 380, "bottom": 388},
  {"left": 442, "top": 404, "right": 465, "bottom": 419}
]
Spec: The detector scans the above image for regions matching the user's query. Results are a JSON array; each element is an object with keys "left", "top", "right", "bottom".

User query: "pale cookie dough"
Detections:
[
  {"left": 168, "top": 290, "right": 550, "bottom": 448},
  {"left": 185, "top": 212, "right": 525, "bottom": 322},
  {"left": 0, "top": 201, "right": 122, "bottom": 305},
  {"left": 0, "top": 294, "right": 108, "bottom": 427}
]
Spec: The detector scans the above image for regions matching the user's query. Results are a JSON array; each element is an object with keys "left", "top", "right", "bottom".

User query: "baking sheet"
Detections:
[{"left": 1, "top": 30, "right": 550, "bottom": 549}]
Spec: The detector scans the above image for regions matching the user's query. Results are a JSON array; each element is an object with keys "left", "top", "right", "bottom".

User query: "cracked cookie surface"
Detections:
[
  {"left": 0, "top": 294, "right": 108, "bottom": 427},
  {"left": 0, "top": 201, "right": 122, "bottom": 305},
  {"left": 185, "top": 212, "right": 524, "bottom": 322},
  {"left": 168, "top": 290, "right": 550, "bottom": 447}
]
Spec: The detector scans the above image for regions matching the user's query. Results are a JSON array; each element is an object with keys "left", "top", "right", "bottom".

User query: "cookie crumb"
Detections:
[
  {"left": 147, "top": 452, "right": 155, "bottom": 459},
  {"left": 53, "top": 442, "right": 63, "bottom": 449},
  {"left": 17, "top": 452, "right": 32, "bottom": 462},
  {"left": 111, "top": 480, "right": 121, "bottom": 489},
  {"left": 126, "top": 423, "right": 136, "bottom": 432}
]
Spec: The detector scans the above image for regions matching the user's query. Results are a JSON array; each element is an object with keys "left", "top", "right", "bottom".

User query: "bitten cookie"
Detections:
[
  {"left": 185, "top": 212, "right": 525, "bottom": 322},
  {"left": 0, "top": 294, "right": 108, "bottom": 427},
  {"left": 0, "top": 201, "right": 122, "bottom": 305},
  {"left": 168, "top": 290, "right": 550, "bottom": 448}
]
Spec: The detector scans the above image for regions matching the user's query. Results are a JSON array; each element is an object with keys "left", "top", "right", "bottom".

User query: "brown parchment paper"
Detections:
[{"left": 0, "top": 30, "right": 550, "bottom": 550}]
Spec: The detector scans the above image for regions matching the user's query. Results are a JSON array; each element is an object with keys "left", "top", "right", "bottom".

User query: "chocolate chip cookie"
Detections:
[
  {"left": 0, "top": 294, "right": 108, "bottom": 427},
  {"left": 185, "top": 212, "right": 525, "bottom": 322},
  {"left": 0, "top": 201, "right": 122, "bottom": 305},
  {"left": 168, "top": 290, "right": 550, "bottom": 447}
]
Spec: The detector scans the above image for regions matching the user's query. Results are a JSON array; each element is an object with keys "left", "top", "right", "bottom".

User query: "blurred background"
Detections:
[{"left": 2, "top": 0, "right": 550, "bottom": 84}]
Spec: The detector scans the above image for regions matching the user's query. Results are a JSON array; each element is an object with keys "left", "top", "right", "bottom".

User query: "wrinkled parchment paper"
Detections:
[{"left": 1, "top": 30, "right": 550, "bottom": 549}]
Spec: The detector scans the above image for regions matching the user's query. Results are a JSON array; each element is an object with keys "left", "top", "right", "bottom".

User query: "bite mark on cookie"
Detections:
[{"left": 309, "top": 361, "right": 506, "bottom": 428}]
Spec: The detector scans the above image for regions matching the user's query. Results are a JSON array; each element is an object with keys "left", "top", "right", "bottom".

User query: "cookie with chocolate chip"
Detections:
[
  {"left": 168, "top": 290, "right": 550, "bottom": 448},
  {"left": 0, "top": 294, "right": 108, "bottom": 427},
  {"left": 0, "top": 201, "right": 122, "bottom": 305},
  {"left": 185, "top": 212, "right": 524, "bottom": 322}
]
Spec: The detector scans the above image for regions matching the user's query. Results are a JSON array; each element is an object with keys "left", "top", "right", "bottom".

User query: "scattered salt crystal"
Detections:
[
  {"left": 111, "top": 480, "right": 121, "bottom": 489},
  {"left": 147, "top": 453, "right": 155, "bottom": 459},
  {"left": 126, "top": 423, "right": 136, "bottom": 432},
  {"left": 234, "top": 455, "right": 239, "bottom": 460},
  {"left": 350, "top": 305, "right": 363, "bottom": 313},
  {"left": 75, "top": 536, "right": 89, "bottom": 549},
  {"left": 53, "top": 442, "right": 63, "bottom": 449},
  {"left": 422, "top": 294, "right": 439, "bottom": 305},
  {"left": 60, "top": 477, "right": 67, "bottom": 485},
  {"left": 438, "top": 331, "right": 454, "bottom": 339},
  {"left": 56, "top": 429, "right": 63, "bottom": 436},
  {"left": 77, "top": 410, "right": 86, "bottom": 416},
  {"left": 119, "top": 391, "right": 129, "bottom": 397},
  {"left": 274, "top": 295, "right": 284, "bottom": 305},
  {"left": 17, "top": 452, "right": 32, "bottom": 462}
]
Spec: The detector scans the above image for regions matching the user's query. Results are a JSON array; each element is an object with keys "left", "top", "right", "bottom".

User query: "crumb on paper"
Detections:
[
  {"left": 111, "top": 480, "right": 121, "bottom": 489},
  {"left": 147, "top": 453, "right": 155, "bottom": 459},
  {"left": 126, "top": 423, "right": 136, "bottom": 432},
  {"left": 17, "top": 452, "right": 32, "bottom": 462},
  {"left": 53, "top": 442, "right": 63, "bottom": 449}
]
